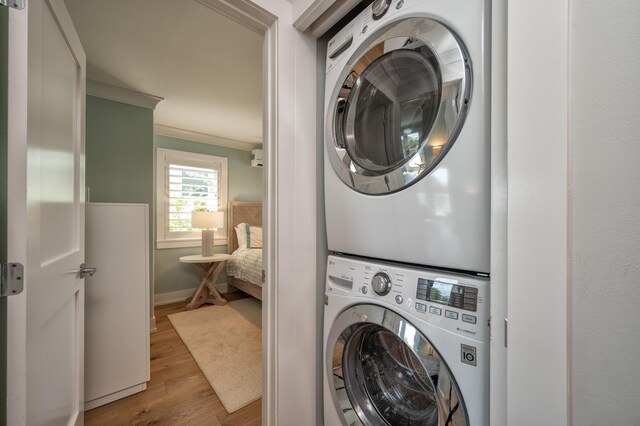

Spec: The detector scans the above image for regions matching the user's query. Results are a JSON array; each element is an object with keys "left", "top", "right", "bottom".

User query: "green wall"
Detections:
[
  {"left": 84, "top": 97, "right": 263, "bottom": 303},
  {"left": 1, "top": 6, "right": 8, "bottom": 424},
  {"left": 85, "top": 95, "right": 155, "bottom": 319},
  {"left": 153, "top": 135, "right": 262, "bottom": 295},
  {"left": 86, "top": 96, "right": 154, "bottom": 205}
]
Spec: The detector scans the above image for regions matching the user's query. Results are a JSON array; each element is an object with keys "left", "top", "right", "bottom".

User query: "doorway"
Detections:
[{"left": 64, "top": 0, "right": 265, "bottom": 423}]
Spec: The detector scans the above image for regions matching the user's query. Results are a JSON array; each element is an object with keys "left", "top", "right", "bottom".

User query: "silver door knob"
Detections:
[{"left": 80, "top": 263, "right": 97, "bottom": 279}]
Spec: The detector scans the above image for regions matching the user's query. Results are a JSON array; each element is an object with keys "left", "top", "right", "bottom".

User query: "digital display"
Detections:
[
  {"left": 416, "top": 278, "right": 478, "bottom": 312},
  {"left": 429, "top": 281, "right": 454, "bottom": 304}
]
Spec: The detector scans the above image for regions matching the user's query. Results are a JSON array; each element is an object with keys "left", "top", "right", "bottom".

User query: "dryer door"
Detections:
[
  {"left": 327, "top": 304, "right": 468, "bottom": 426},
  {"left": 326, "top": 17, "right": 470, "bottom": 195}
]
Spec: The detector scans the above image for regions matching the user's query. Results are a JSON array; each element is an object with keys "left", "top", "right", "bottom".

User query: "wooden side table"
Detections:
[{"left": 179, "top": 254, "right": 231, "bottom": 310}]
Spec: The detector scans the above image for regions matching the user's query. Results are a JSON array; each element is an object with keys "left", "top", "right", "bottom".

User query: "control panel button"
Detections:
[
  {"left": 429, "top": 306, "right": 442, "bottom": 316},
  {"left": 371, "top": 272, "right": 392, "bottom": 296},
  {"left": 361, "top": 286, "right": 368, "bottom": 294},
  {"left": 463, "top": 302, "right": 478, "bottom": 312},
  {"left": 396, "top": 0, "right": 404, "bottom": 9},
  {"left": 395, "top": 295, "right": 403, "bottom": 304},
  {"left": 445, "top": 310, "right": 459, "bottom": 320},
  {"left": 362, "top": 25, "right": 368, "bottom": 34},
  {"left": 415, "top": 303, "right": 427, "bottom": 313},
  {"left": 462, "top": 314, "right": 477, "bottom": 324}
]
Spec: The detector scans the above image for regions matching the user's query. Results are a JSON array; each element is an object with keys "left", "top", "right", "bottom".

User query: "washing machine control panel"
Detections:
[
  {"left": 415, "top": 278, "right": 478, "bottom": 312},
  {"left": 326, "top": 255, "right": 490, "bottom": 342}
]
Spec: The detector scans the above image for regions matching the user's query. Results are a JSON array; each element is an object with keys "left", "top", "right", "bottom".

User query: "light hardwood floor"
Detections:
[{"left": 84, "top": 292, "right": 261, "bottom": 426}]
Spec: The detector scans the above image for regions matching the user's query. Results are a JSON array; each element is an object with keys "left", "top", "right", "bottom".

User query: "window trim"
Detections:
[{"left": 156, "top": 148, "right": 228, "bottom": 249}]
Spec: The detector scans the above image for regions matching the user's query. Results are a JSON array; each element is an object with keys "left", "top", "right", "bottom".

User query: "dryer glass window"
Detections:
[
  {"left": 327, "top": 18, "right": 470, "bottom": 194},
  {"left": 343, "top": 46, "right": 442, "bottom": 174}
]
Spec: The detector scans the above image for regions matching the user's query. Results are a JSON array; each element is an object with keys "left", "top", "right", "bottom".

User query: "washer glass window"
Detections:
[
  {"left": 345, "top": 325, "right": 439, "bottom": 424},
  {"left": 328, "top": 305, "right": 468, "bottom": 425}
]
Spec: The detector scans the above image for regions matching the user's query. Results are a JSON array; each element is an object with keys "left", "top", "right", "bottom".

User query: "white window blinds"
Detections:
[
  {"left": 156, "top": 148, "right": 228, "bottom": 248},
  {"left": 166, "top": 159, "right": 220, "bottom": 233}
]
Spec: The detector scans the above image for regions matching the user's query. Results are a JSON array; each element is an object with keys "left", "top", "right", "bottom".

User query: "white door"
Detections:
[{"left": 7, "top": 0, "right": 86, "bottom": 424}]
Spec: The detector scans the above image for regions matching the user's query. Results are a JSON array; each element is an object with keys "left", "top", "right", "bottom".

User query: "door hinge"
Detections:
[
  {"left": 1, "top": 262, "right": 24, "bottom": 297},
  {"left": 79, "top": 263, "right": 97, "bottom": 279},
  {"left": 0, "top": 0, "right": 25, "bottom": 10},
  {"left": 262, "top": 269, "right": 265, "bottom": 283}
]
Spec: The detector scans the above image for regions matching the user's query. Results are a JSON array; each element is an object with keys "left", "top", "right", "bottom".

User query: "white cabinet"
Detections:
[{"left": 84, "top": 203, "right": 150, "bottom": 410}]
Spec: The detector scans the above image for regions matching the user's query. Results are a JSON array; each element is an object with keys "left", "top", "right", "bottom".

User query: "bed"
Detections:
[{"left": 226, "top": 201, "right": 263, "bottom": 300}]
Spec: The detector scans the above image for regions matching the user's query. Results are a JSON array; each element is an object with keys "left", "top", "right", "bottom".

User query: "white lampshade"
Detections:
[{"left": 191, "top": 210, "right": 224, "bottom": 229}]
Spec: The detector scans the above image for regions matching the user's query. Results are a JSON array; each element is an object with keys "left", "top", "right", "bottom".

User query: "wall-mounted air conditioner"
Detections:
[{"left": 251, "top": 149, "right": 263, "bottom": 167}]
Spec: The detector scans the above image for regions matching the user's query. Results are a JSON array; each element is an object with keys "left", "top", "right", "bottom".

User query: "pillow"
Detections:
[
  {"left": 235, "top": 223, "right": 263, "bottom": 249},
  {"left": 247, "top": 225, "right": 262, "bottom": 248},
  {"left": 234, "top": 224, "right": 246, "bottom": 248}
]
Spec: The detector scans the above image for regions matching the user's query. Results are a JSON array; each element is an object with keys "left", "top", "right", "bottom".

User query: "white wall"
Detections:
[
  {"left": 507, "top": 0, "right": 569, "bottom": 424},
  {"left": 489, "top": 0, "right": 507, "bottom": 423},
  {"left": 569, "top": 1, "right": 640, "bottom": 424}
]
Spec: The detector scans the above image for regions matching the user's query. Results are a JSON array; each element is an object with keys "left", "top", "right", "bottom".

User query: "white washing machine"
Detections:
[
  {"left": 324, "top": 0, "right": 490, "bottom": 273},
  {"left": 323, "top": 255, "right": 489, "bottom": 425}
]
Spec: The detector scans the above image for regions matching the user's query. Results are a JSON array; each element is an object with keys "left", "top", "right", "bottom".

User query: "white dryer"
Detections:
[
  {"left": 324, "top": 0, "right": 490, "bottom": 273},
  {"left": 323, "top": 255, "right": 489, "bottom": 426}
]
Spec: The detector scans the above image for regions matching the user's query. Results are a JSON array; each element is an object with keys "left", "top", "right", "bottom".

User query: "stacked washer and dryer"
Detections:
[{"left": 322, "top": 0, "right": 491, "bottom": 425}]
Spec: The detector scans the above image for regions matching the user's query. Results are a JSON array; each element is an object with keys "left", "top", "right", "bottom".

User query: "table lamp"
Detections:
[{"left": 191, "top": 210, "right": 224, "bottom": 257}]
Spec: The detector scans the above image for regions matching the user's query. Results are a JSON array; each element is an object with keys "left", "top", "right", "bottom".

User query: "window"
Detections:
[{"left": 156, "top": 148, "right": 228, "bottom": 249}]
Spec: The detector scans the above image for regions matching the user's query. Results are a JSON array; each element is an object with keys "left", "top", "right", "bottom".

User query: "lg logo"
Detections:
[{"left": 461, "top": 344, "right": 477, "bottom": 367}]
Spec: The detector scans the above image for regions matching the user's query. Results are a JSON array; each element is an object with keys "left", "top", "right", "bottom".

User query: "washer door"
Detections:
[
  {"left": 327, "top": 304, "right": 468, "bottom": 426},
  {"left": 327, "top": 18, "right": 470, "bottom": 195}
]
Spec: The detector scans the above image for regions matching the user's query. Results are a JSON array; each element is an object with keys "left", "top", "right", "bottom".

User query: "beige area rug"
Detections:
[{"left": 168, "top": 298, "right": 262, "bottom": 413}]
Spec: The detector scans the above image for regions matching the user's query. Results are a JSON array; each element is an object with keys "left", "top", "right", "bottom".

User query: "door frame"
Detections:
[
  {"left": 6, "top": 4, "right": 28, "bottom": 425},
  {"left": 190, "top": 1, "right": 322, "bottom": 423}
]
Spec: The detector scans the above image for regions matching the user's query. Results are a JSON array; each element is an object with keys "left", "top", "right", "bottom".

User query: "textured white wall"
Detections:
[
  {"left": 570, "top": 1, "right": 640, "bottom": 424},
  {"left": 507, "top": 0, "right": 569, "bottom": 424}
]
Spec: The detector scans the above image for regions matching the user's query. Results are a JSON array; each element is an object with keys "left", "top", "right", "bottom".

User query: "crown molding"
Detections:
[
  {"left": 195, "top": 0, "right": 273, "bottom": 35},
  {"left": 87, "top": 80, "right": 164, "bottom": 110},
  {"left": 154, "top": 124, "right": 260, "bottom": 152}
]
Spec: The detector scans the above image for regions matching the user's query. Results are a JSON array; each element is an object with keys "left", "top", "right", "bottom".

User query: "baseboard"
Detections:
[
  {"left": 84, "top": 382, "right": 147, "bottom": 411},
  {"left": 154, "top": 289, "right": 194, "bottom": 306},
  {"left": 154, "top": 282, "right": 230, "bottom": 306}
]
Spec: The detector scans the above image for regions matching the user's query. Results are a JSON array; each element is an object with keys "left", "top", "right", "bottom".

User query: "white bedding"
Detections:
[{"left": 227, "top": 248, "right": 263, "bottom": 286}]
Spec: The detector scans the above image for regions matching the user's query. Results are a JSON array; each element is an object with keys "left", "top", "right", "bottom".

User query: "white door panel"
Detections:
[{"left": 8, "top": 0, "right": 86, "bottom": 424}]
